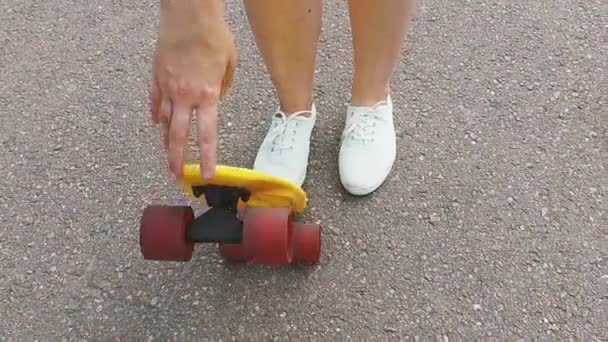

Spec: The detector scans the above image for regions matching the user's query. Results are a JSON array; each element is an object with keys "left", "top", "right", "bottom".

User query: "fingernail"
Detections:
[
  {"left": 202, "top": 168, "right": 213, "bottom": 180},
  {"left": 170, "top": 166, "right": 180, "bottom": 179}
]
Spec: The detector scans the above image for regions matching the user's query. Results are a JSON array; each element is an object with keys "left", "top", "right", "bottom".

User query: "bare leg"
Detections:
[
  {"left": 244, "top": 0, "right": 322, "bottom": 114},
  {"left": 348, "top": 0, "right": 416, "bottom": 106}
]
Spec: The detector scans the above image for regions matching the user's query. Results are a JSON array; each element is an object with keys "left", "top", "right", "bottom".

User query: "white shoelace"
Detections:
[
  {"left": 266, "top": 111, "right": 309, "bottom": 153},
  {"left": 342, "top": 103, "right": 387, "bottom": 143}
]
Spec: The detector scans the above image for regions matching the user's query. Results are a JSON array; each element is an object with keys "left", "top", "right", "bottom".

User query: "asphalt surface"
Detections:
[{"left": 1, "top": 0, "right": 606, "bottom": 340}]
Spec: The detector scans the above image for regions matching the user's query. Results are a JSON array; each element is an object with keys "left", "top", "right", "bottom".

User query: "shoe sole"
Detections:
[{"left": 339, "top": 155, "right": 395, "bottom": 196}]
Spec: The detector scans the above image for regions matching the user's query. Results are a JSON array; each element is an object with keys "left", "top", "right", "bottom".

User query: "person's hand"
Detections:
[{"left": 150, "top": 0, "right": 236, "bottom": 179}]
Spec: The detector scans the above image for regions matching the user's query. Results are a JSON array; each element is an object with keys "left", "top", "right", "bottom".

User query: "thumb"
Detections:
[{"left": 220, "top": 48, "right": 237, "bottom": 98}]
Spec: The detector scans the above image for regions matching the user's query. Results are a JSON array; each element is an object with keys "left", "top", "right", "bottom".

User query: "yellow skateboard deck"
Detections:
[{"left": 177, "top": 164, "right": 308, "bottom": 213}]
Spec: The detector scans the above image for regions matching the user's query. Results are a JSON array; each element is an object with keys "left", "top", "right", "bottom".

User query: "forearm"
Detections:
[{"left": 160, "top": 0, "right": 226, "bottom": 32}]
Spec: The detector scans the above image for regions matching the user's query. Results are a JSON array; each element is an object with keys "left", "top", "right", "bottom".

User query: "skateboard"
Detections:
[{"left": 139, "top": 164, "right": 321, "bottom": 265}]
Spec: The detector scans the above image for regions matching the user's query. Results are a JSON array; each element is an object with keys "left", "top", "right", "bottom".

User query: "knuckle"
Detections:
[
  {"left": 167, "top": 78, "right": 190, "bottom": 99},
  {"left": 200, "top": 86, "right": 220, "bottom": 100},
  {"left": 175, "top": 82, "right": 190, "bottom": 97}
]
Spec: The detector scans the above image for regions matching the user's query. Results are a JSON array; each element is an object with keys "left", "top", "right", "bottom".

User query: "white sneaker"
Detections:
[
  {"left": 339, "top": 94, "right": 396, "bottom": 195},
  {"left": 253, "top": 105, "right": 317, "bottom": 186}
]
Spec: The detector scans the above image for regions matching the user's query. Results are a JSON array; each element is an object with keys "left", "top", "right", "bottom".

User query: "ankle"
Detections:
[
  {"left": 277, "top": 92, "right": 314, "bottom": 116},
  {"left": 279, "top": 103, "right": 315, "bottom": 118},
  {"left": 350, "top": 84, "right": 390, "bottom": 107}
]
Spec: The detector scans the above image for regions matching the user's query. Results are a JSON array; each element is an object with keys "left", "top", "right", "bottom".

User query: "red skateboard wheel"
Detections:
[
  {"left": 239, "top": 207, "right": 293, "bottom": 264},
  {"left": 140, "top": 205, "right": 195, "bottom": 261},
  {"left": 292, "top": 222, "right": 321, "bottom": 265}
]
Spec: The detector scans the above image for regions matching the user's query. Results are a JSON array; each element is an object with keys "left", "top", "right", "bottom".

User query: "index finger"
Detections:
[
  {"left": 196, "top": 103, "right": 218, "bottom": 179},
  {"left": 168, "top": 100, "right": 194, "bottom": 178}
]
